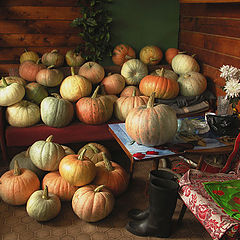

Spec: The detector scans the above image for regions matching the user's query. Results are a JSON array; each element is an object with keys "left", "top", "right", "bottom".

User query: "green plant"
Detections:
[{"left": 71, "top": 0, "right": 113, "bottom": 62}]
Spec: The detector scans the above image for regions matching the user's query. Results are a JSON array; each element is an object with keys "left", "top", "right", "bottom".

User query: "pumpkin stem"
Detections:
[
  {"left": 51, "top": 93, "right": 62, "bottom": 99},
  {"left": 42, "top": 185, "right": 49, "bottom": 200},
  {"left": 70, "top": 67, "right": 75, "bottom": 76},
  {"left": 78, "top": 148, "right": 87, "bottom": 160},
  {"left": 36, "top": 58, "right": 42, "bottom": 64},
  {"left": 25, "top": 147, "right": 30, "bottom": 157},
  {"left": 191, "top": 54, "right": 196, "bottom": 58},
  {"left": 87, "top": 144, "right": 100, "bottom": 153},
  {"left": 102, "top": 152, "right": 114, "bottom": 171},
  {"left": 94, "top": 185, "right": 105, "bottom": 193},
  {"left": 147, "top": 92, "right": 155, "bottom": 108},
  {"left": 46, "top": 135, "right": 53, "bottom": 142},
  {"left": 13, "top": 160, "right": 21, "bottom": 176},
  {"left": 184, "top": 73, "right": 191, "bottom": 78},
  {"left": 51, "top": 49, "right": 59, "bottom": 54},
  {"left": 91, "top": 86, "right": 100, "bottom": 98},
  {"left": 132, "top": 89, "right": 136, "bottom": 97},
  {"left": 107, "top": 72, "right": 112, "bottom": 76},
  {"left": 125, "top": 55, "right": 133, "bottom": 60},
  {"left": 24, "top": 48, "right": 28, "bottom": 53},
  {"left": 48, "top": 65, "right": 55, "bottom": 69},
  {"left": 1, "top": 77, "right": 8, "bottom": 87}
]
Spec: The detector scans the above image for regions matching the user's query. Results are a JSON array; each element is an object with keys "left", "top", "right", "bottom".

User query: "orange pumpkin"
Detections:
[
  {"left": 139, "top": 45, "right": 163, "bottom": 65},
  {"left": 120, "top": 86, "right": 142, "bottom": 97},
  {"left": 165, "top": 48, "right": 180, "bottom": 65},
  {"left": 0, "top": 160, "right": 40, "bottom": 205},
  {"left": 101, "top": 73, "right": 125, "bottom": 95},
  {"left": 93, "top": 153, "right": 129, "bottom": 196},
  {"left": 139, "top": 68, "right": 179, "bottom": 99},
  {"left": 112, "top": 44, "right": 136, "bottom": 66}
]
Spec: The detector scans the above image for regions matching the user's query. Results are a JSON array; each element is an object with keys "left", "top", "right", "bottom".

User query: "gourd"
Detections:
[
  {"left": 42, "top": 171, "right": 78, "bottom": 201},
  {"left": 0, "top": 160, "right": 40, "bottom": 205},
  {"left": 59, "top": 149, "right": 96, "bottom": 187},
  {"left": 20, "top": 49, "right": 39, "bottom": 64},
  {"left": 60, "top": 67, "right": 92, "bottom": 102},
  {"left": 121, "top": 59, "right": 148, "bottom": 85},
  {"left": 78, "top": 61, "right": 105, "bottom": 84},
  {"left": 77, "top": 142, "right": 111, "bottom": 164},
  {"left": 25, "top": 82, "right": 48, "bottom": 105},
  {"left": 112, "top": 44, "right": 136, "bottom": 66},
  {"left": 120, "top": 86, "right": 141, "bottom": 97},
  {"left": 150, "top": 68, "right": 178, "bottom": 81},
  {"left": 0, "top": 77, "right": 25, "bottom": 106},
  {"left": 125, "top": 92, "right": 178, "bottom": 146},
  {"left": 101, "top": 73, "right": 125, "bottom": 95},
  {"left": 114, "top": 89, "right": 149, "bottom": 121},
  {"left": 40, "top": 93, "right": 74, "bottom": 128},
  {"left": 29, "top": 135, "right": 65, "bottom": 171},
  {"left": 139, "top": 45, "right": 163, "bottom": 65},
  {"left": 72, "top": 184, "right": 115, "bottom": 222},
  {"left": 139, "top": 68, "right": 179, "bottom": 99},
  {"left": 65, "top": 50, "right": 85, "bottom": 67},
  {"left": 93, "top": 153, "right": 129, "bottom": 196},
  {"left": 165, "top": 48, "right": 180, "bottom": 65},
  {"left": 171, "top": 53, "right": 200, "bottom": 75},
  {"left": 26, "top": 185, "right": 61, "bottom": 221},
  {"left": 0, "top": 76, "right": 26, "bottom": 87},
  {"left": 36, "top": 65, "right": 64, "bottom": 87},
  {"left": 41, "top": 49, "right": 64, "bottom": 67},
  {"left": 76, "top": 85, "right": 113, "bottom": 125},
  {"left": 177, "top": 71, "right": 207, "bottom": 97},
  {"left": 6, "top": 100, "right": 40, "bottom": 127}
]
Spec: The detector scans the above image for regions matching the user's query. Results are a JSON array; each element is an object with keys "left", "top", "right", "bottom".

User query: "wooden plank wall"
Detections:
[
  {"left": 178, "top": 2, "right": 240, "bottom": 98},
  {"left": 0, "top": 0, "right": 82, "bottom": 75}
]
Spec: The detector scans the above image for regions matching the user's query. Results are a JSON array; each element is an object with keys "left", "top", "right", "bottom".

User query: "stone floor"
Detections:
[{"left": 0, "top": 144, "right": 212, "bottom": 240}]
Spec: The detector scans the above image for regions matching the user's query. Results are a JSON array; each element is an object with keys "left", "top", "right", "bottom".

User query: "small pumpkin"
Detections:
[
  {"left": 6, "top": 100, "right": 40, "bottom": 127},
  {"left": 72, "top": 184, "right": 115, "bottom": 222},
  {"left": 59, "top": 149, "right": 97, "bottom": 187},
  {"left": 40, "top": 93, "right": 74, "bottom": 128},
  {"left": 42, "top": 171, "right": 78, "bottom": 201},
  {"left": 60, "top": 67, "right": 92, "bottom": 102},
  {"left": 29, "top": 135, "right": 65, "bottom": 171},
  {"left": 121, "top": 59, "right": 148, "bottom": 85},
  {"left": 78, "top": 61, "right": 105, "bottom": 84},
  {"left": 93, "top": 152, "right": 129, "bottom": 196},
  {"left": 112, "top": 44, "right": 136, "bottom": 66},
  {"left": 26, "top": 185, "right": 61, "bottom": 221},
  {"left": 165, "top": 48, "right": 180, "bottom": 65},
  {"left": 120, "top": 86, "right": 142, "bottom": 97},
  {"left": 41, "top": 49, "right": 64, "bottom": 67},
  {"left": 76, "top": 85, "right": 113, "bottom": 125},
  {"left": 0, "top": 160, "right": 40, "bottom": 205},
  {"left": 20, "top": 49, "right": 39, "bottom": 64},
  {"left": 0, "top": 76, "right": 26, "bottom": 87},
  {"left": 65, "top": 49, "right": 85, "bottom": 67},
  {"left": 101, "top": 73, "right": 125, "bottom": 95},
  {"left": 139, "top": 45, "right": 163, "bottom": 65},
  {"left": 125, "top": 92, "right": 178, "bottom": 146}
]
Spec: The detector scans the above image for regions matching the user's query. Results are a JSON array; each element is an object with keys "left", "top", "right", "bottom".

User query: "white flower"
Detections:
[
  {"left": 219, "top": 65, "right": 240, "bottom": 80},
  {"left": 224, "top": 78, "right": 240, "bottom": 99}
]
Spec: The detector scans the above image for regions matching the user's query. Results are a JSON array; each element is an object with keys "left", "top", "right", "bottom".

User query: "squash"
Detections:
[
  {"left": 41, "top": 49, "right": 64, "bottom": 67},
  {"left": 0, "top": 77, "right": 25, "bottom": 106},
  {"left": 177, "top": 71, "right": 207, "bottom": 97},
  {"left": 40, "top": 93, "right": 74, "bottom": 128},
  {"left": 42, "top": 171, "right": 78, "bottom": 201},
  {"left": 0, "top": 76, "right": 26, "bottom": 87},
  {"left": 65, "top": 50, "right": 85, "bottom": 67},
  {"left": 36, "top": 65, "right": 64, "bottom": 87},
  {"left": 72, "top": 184, "right": 115, "bottom": 222},
  {"left": 165, "top": 48, "right": 180, "bottom": 65},
  {"left": 6, "top": 100, "right": 40, "bottom": 127},
  {"left": 0, "top": 160, "right": 40, "bottom": 205},
  {"left": 25, "top": 82, "right": 48, "bottom": 105},
  {"left": 139, "top": 68, "right": 179, "bottom": 99},
  {"left": 26, "top": 185, "right": 61, "bottom": 221},
  {"left": 120, "top": 85, "right": 142, "bottom": 97},
  {"left": 125, "top": 92, "right": 178, "bottom": 146},
  {"left": 20, "top": 49, "right": 39, "bottom": 64},
  {"left": 93, "top": 153, "right": 129, "bottom": 196},
  {"left": 60, "top": 67, "right": 92, "bottom": 102},
  {"left": 150, "top": 68, "right": 178, "bottom": 81},
  {"left": 114, "top": 89, "right": 149, "bottom": 121},
  {"left": 78, "top": 61, "right": 105, "bottom": 84},
  {"left": 139, "top": 45, "right": 163, "bottom": 65},
  {"left": 76, "top": 85, "right": 113, "bottom": 125},
  {"left": 171, "top": 53, "right": 200, "bottom": 75},
  {"left": 121, "top": 59, "right": 148, "bottom": 85},
  {"left": 29, "top": 135, "right": 65, "bottom": 171},
  {"left": 101, "top": 73, "right": 125, "bottom": 95},
  {"left": 112, "top": 44, "right": 136, "bottom": 66},
  {"left": 77, "top": 142, "right": 111, "bottom": 164},
  {"left": 59, "top": 149, "right": 96, "bottom": 187}
]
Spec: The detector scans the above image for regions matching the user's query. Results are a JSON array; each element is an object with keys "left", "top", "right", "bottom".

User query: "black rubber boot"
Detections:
[
  {"left": 128, "top": 169, "right": 179, "bottom": 220},
  {"left": 126, "top": 178, "right": 179, "bottom": 238}
]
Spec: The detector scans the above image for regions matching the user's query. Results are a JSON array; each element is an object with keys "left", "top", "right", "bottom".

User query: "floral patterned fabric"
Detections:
[{"left": 179, "top": 169, "right": 240, "bottom": 240}]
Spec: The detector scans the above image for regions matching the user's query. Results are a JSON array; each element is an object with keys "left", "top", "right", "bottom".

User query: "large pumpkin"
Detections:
[
  {"left": 112, "top": 44, "right": 136, "bottom": 66},
  {"left": 139, "top": 45, "right": 163, "bottom": 65},
  {"left": 42, "top": 171, "right": 78, "bottom": 201},
  {"left": 76, "top": 85, "right": 113, "bottom": 125},
  {"left": 72, "top": 184, "right": 115, "bottom": 222},
  {"left": 0, "top": 160, "right": 40, "bottom": 205},
  {"left": 177, "top": 71, "right": 207, "bottom": 97},
  {"left": 41, "top": 49, "right": 64, "bottom": 67},
  {"left": 29, "top": 135, "right": 65, "bottom": 171},
  {"left": 60, "top": 67, "right": 92, "bottom": 102},
  {"left": 40, "top": 93, "right": 74, "bottom": 127},
  {"left": 101, "top": 73, "right": 125, "bottom": 95},
  {"left": 139, "top": 68, "right": 179, "bottom": 99},
  {"left": 6, "top": 100, "right": 40, "bottom": 127},
  {"left": 125, "top": 92, "right": 178, "bottom": 146},
  {"left": 59, "top": 149, "right": 96, "bottom": 187},
  {"left": 20, "top": 49, "right": 39, "bottom": 64},
  {"left": 121, "top": 59, "right": 148, "bottom": 85}
]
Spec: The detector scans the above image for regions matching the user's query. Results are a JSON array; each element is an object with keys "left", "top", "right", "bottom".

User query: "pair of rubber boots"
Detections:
[{"left": 126, "top": 169, "right": 179, "bottom": 238}]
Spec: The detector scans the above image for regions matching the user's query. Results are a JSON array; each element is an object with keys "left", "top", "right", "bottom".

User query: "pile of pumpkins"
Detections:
[{"left": 0, "top": 136, "right": 129, "bottom": 222}]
